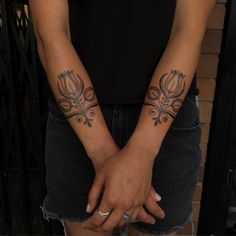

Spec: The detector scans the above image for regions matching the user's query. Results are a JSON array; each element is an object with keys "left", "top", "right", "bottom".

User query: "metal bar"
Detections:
[{"left": 197, "top": 0, "right": 236, "bottom": 234}]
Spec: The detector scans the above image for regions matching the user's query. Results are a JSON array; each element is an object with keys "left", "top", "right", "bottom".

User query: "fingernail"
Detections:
[
  {"left": 86, "top": 203, "right": 91, "bottom": 213},
  {"left": 152, "top": 192, "right": 161, "bottom": 201},
  {"left": 152, "top": 219, "right": 156, "bottom": 224}
]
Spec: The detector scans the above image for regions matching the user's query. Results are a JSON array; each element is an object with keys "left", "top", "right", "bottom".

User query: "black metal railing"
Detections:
[
  {"left": 0, "top": 1, "right": 61, "bottom": 235},
  {"left": 198, "top": 0, "right": 236, "bottom": 234}
]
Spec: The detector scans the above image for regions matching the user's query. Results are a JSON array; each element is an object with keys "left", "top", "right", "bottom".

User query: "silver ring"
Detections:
[
  {"left": 122, "top": 212, "right": 131, "bottom": 221},
  {"left": 96, "top": 209, "right": 111, "bottom": 218}
]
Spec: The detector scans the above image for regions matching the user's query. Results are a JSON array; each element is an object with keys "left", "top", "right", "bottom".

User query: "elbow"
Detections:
[
  {"left": 170, "top": 24, "right": 207, "bottom": 45},
  {"left": 34, "top": 27, "right": 71, "bottom": 69},
  {"left": 35, "top": 36, "right": 44, "bottom": 59},
  {"left": 32, "top": 26, "right": 46, "bottom": 63},
  {"left": 34, "top": 25, "right": 70, "bottom": 54}
]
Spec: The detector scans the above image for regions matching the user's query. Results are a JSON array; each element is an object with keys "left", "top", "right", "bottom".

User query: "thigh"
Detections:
[{"left": 61, "top": 220, "right": 112, "bottom": 236}]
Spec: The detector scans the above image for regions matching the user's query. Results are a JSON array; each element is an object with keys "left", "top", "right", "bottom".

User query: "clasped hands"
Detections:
[{"left": 81, "top": 139, "right": 165, "bottom": 233}]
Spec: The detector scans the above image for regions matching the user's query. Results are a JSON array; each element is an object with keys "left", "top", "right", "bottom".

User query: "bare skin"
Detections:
[
  {"left": 62, "top": 221, "right": 178, "bottom": 236},
  {"left": 61, "top": 147, "right": 164, "bottom": 235},
  {"left": 29, "top": 0, "right": 164, "bottom": 230},
  {"left": 62, "top": 221, "right": 112, "bottom": 236},
  {"left": 29, "top": 0, "right": 215, "bottom": 235},
  {"left": 81, "top": 0, "right": 215, "bottom": 233}
]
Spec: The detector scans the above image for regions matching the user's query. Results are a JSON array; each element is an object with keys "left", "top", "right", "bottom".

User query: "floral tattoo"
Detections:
[
  {"left": 144, "top": 70, "right": 186, "bottom": 126},
  {"left": 56, "top": 70, "right": 98, "bottom": 127}
]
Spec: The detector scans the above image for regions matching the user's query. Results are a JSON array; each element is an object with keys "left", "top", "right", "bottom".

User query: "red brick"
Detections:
[
  {"left": 177, "top": 218, "right": 194, "bottom": 235},
  {"left": 198, "top": 164, "right": 205, "bottom": 183},
  {"left": 197, "top": 55, "right": 219, "bottom": 79},
  {"left": 200, "top": 124, "right": 210, "bottom": 144},
  {"left": 197, "top": 79, "right": 216, "bottom": 101},
  {"left": 192, "top": 202, "right": 200, "bottom": 218},
  {"left": 207, "top": 4, "right": 226, "bottom": 30},
  {"left": 200, "top": 144, "right": 208, "bottom": 164},
  {"left": 193, "top": 183, "right": 203, "bottom": 201},
  {"left": 201, "top": 30, "right": 222, "bottom": 54},
  {"left": 199, "top": 102, "right": 213, "bottom": 124}
]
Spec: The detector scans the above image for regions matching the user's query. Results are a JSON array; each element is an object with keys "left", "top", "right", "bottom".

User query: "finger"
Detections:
[
  {"left": 118, "top": 208, "right": 136, "bottom": 227},
  {"left": 87, "top": 173, "right": 105, "bottom": 213},
  {"left": 82, "top": 209, "right": 111, "bottom": 230},
  {"left": 96, "top": 209, "right": 124, "bottom": 232},
  {"left": 131, "top": 208, "right": 140, "bottom": 222},
  {"left": 150, "top": 187, "right": 162, "bottom": 202},
  {"left": 138, "top": 207, "right": 156, "bottom": 224},
  {"left": 145, "top": 194, "right": 165, "bottom": 219},
  {"left": 83, "top": 188, "right": 113, "bottom": 230}
]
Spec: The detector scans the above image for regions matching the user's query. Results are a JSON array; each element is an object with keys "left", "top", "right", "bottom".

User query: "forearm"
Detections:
[
  {"left": 127, "top": 29, "right": 203, "bottom": 159},
  {"left": 37, "top": 35, "right": 116, "bottom": 160}
]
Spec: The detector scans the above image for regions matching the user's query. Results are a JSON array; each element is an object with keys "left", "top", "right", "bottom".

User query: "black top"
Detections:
[{"left": 68, "top": 0, "right": 197, "bottom": 104}]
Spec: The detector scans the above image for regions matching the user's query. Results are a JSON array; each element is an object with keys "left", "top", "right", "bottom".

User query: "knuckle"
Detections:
[
  {"left": 120, "top": 200, "right": 132, "bottom": 210},
  {"left": 143, "top": 215, "right": 149, "bottom": 222},
  {"left": 138, "top": 197, "right": 145, "bottom": 204},
  {"left": 91, "top": 220, "right": 100, "bottom": 227},
  {"left": 94, "top": 173, "right": 103, "bottom": 184},
  {"left": 134, "top": 203, "right": 142, "bottom": 210},
  {"left": 105, "top": 195, "right": 117, "bottom": 206},
  {"left": 96, "top": 171, "right": 103, "bottom": 179},
  {"left": 133, "top": 200, "right": 140, "bottom": 208},
  {"left": 101, "top": 225, "right": 112, "bottom": 232},
  {"left": 140, "top": 197, "right": 146, "bottom": 204},
  {"left": 131, "top": 214, "right": 137, "bottom": 221}
]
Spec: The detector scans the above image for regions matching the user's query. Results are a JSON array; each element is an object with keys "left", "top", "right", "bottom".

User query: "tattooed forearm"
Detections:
[
  {"left": 144, "top": 69, "right": 186, "bottom": 126},
  {"left": 56, "top": 70, "right": 98, "bottom": 127}
]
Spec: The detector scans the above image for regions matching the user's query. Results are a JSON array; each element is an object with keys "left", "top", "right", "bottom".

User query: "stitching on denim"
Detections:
[
  {"left": 169, "top": 123, "right": 201, "bottom": 133},
  {"left": 39, "top": 201, "right": 90, "bottom": 223},
  {"left": 191, "top": 213, "right": 195, "bottom": 236},
  {"left": 48, "top": 112, "right": 67, "bottom": 123},
  {"left": 60, "top": 220, "right": 68, "bottom": 236}
]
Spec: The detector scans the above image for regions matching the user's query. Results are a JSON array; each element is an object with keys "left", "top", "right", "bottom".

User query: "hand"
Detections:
[
  {"left": 117, "top": 186, "right": 165, "bottom": 227},
  {"left": 82, "top": 143, "right": 165, "bottom": 232}
]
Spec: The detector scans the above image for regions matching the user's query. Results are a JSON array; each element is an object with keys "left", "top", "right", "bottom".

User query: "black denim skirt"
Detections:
[{"left": 40, "top": 94, "right": 201, "bottom": 236}]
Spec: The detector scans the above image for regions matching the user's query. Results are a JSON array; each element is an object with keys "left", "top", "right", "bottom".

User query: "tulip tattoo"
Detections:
[
  {"left": 56, "top": 70, "right": 98, "bottom": 127},
  {"left": 144, "top": 70, "right": 186, "bottom": 126}
]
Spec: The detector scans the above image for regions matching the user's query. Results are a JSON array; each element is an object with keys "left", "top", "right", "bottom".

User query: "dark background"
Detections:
[{"left": 0, "top": 0, "right": 58, "bottom": 235}]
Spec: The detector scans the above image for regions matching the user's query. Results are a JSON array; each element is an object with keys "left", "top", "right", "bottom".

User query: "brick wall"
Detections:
[{"left": 177, "top": 1, "right": 227, "bottom": 235}]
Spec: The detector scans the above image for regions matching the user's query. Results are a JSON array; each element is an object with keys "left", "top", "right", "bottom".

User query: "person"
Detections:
[{"left": 29, "top": 0, "right": 215, "bottom": 235}]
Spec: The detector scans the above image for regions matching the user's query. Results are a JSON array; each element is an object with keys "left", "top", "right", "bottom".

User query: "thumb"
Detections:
[
  {"left": 150, "top": 186, "right": 161, "bottom": 202},
  {"left": 86, "top": 173, "right": 104, "bottom": 213}
]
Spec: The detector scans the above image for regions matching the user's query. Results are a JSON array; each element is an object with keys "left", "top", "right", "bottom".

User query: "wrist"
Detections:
[
  {"left": 85, "top": 134, "right": 119, "bottom": 163},
  {"left": 126, "top": 129, "right": 161, "bottom": 161}
]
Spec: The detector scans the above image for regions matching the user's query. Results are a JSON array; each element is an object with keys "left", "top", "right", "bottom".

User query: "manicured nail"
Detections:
[
  {"left": 152, "top": 192, "right": 161, "bottom": 201},
  {"left": 86, "top": 203, "right": 91, "bottom": 213},
  {"left": 151, "top": 219, "right": 156, "bottom": 224}
]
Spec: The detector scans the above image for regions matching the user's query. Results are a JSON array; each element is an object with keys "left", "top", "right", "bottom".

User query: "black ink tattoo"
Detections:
[
  {"left": 144, "top": 69, "right": 186, "bottom": 126},
  {"left": 56, "top": 70, "right": 98, "bottom": 127}
]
